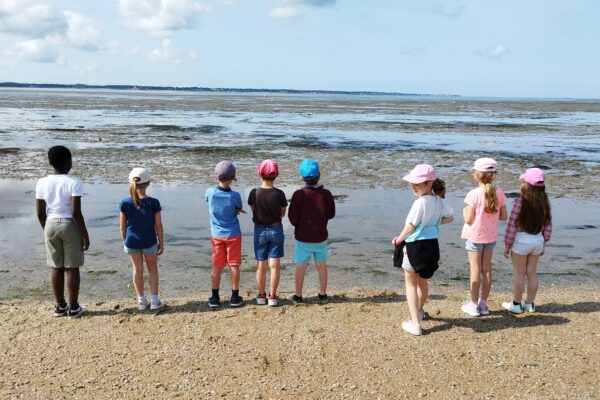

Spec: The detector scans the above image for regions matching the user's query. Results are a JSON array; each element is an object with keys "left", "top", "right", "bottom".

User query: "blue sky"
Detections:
[{"left": 1, "top": 0, "right": 599, "bottom": 98}]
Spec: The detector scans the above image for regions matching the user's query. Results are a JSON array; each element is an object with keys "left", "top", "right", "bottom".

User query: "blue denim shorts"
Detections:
[
  {"left": 254, "top": 224, "right": 284, "bottom": 261},
  {"left": 124, "top": 243, "right": 159, "bottom": 255},
  {"left": 294, "top": 240, "right": 328, "bottom": 264},
  {"left": 465, "top": 240, "right": 496, "bottom": 252}
]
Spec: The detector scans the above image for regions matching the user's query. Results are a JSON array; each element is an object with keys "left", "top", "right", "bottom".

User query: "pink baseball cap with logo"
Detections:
[
  {"left": 519, "top": 168, "right": 545, "bottom": 186},
  {"left": 258, "top": 159, "right": 279, "bottom": 178},
  {"left": 403, "top": 164, "right": 437, "bottom": 184}
]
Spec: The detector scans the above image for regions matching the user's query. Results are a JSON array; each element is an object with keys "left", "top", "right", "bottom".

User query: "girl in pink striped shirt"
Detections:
[{"left": 502, "top": 168, "right": 552, "bottom": 314}]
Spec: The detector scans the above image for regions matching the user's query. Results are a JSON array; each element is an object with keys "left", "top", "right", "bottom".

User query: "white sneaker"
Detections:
[
  {"left": 401, "top": 320, "right": 422, "bottom": 336},
  {"left": 461, "top": 301, "right": 480, "bottom": 317},
  {"left": 522, "top": 302, "right": 536, "bottom": 313},
  {"left": 138, "top": 297, "right": 148, "bottom": 311},
  {"left": 502, "top": 301, "right": 523, "bottom": 314},
  {"left": 150, "top": 300, "right": 165, "bottom": 310},
  {"left": 267, "top": 294, "right": 278, "bottom": 307},
  {"left": 478, "top": 300, "right": 491, "bottom": 316},
  {"left": 256, "top": 294, "right": 267, "bottom": 305}
]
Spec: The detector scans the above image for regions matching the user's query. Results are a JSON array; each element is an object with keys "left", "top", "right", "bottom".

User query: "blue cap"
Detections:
[{"left": 299, "top": 159, "right": 320, "bottom": 178}]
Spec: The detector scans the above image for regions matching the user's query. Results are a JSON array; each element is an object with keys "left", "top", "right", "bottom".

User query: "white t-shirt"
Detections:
[
  {"left": 35, "top": 175, "right": 84, "bottom": 219},
  {"left": 405, "top": 195, "right": 453, "bottom": 242}
]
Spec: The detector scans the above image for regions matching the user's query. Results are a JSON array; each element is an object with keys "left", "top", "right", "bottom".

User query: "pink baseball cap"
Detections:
[
  {"left": 519, "top": 168, "right": 545, "bottom": 186},
  {"left": 473, "top": 157, "right": 497, "bottom": 172},
  {"left": 258, "top": 159, "right": 279, "bottom": 178},
  {"left": 403, "top": 164, "right": 437, "bottom": 184}
]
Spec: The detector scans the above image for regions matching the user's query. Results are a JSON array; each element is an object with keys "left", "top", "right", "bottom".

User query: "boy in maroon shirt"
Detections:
[{"left": 288, "top": 159, "right": 336, "bottom": 304}]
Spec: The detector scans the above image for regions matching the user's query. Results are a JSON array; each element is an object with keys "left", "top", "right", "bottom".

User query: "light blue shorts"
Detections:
[
  {"left": 465, "top": 240, "right": 496, "bottom": 252},
  {"left": 294, "top": 240, "right": 328, "bottom": 264},
  {"left": 124, "top": 243, "right": 159, "bottom": 255}
]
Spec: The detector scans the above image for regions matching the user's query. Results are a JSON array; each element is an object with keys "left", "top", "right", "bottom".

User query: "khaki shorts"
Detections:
[{"left": 44, "top": 218, "right": 84, "bottom": 268}]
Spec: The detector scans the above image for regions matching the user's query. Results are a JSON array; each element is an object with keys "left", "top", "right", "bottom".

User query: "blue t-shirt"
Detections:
[
  {"left": 119, "top": 197, "right": 162, "bottom": 249},
  {"left": 206, "top": 186, "right": 242, "bottom": 238}
]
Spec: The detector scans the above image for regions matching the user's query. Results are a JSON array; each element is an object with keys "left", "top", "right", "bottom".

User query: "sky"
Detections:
[{"left": 0, "top": 0, "right": 599, "bottom": 98}]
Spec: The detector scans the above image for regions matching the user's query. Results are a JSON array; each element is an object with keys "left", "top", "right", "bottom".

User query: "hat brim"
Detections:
[{"left": 403, "top": 174, "right": 427, "bottom": 184}]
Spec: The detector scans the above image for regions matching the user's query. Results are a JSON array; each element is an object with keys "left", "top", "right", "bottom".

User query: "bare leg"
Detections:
[
  {"left": 416, "top": 276, "right": 428, "bottom": 315},
  {"left": 315, "top": 262, "right": 328, "bottom": 295},
  {"left": 51, "top": 267, "right": 66, "bottom": 304},
  {"left": 228, "top": 265, "right": 240, "bottom": 291},
  {"left": 404, "top": 270, "right": 421, "bottom": 326},
  {"left": 511, "top": 253, "right": 528, "bottom": 303},
  {"left": 480, "top": 249, "right": 494, "bottom": 301},
  {"left": 295, "top": 264, "right": 308, "bottom": 296},
  {"left": 467, "top": 251, "right": 482, "bottom": 303},
  {"left": 525, "top": 254, "right": 540, "bottom": 304},
  {"left": 269, "top": 258, "right": 281, "bottom": 296},
  {"left": 65, "top": 268, "right": 80, "bottom": 305},
  {"left": 129, "top": 253, "right": 145, "bottom": 297},
  {"left": 211, "top": 267, "right": 223, "bottom": 290},
  {"left": 145, "top": 254, "right": 159, "bottom": 295},
  {"left": 256, "top": 260, "right": 268, "bottom": 295}
]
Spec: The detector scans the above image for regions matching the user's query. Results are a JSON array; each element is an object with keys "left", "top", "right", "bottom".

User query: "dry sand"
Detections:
[{"left": 1, "top": 286, "right": 599, "bottom": 399}]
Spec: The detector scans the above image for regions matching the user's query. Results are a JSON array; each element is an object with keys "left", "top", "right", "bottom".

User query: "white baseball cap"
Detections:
[
  {"left": 128, "top": 167, "right": 150, "bottom": 184},
  {"left": 473, "top": 158, "right": 497, "bottom": 172}
]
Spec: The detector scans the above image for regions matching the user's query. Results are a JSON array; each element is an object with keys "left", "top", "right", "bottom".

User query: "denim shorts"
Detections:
[
  {"left": 294, "top": 240, "right": 328, "bottom": 264},
  {"left": 124, "top": 243, "right": 159, "bottom": 255},
  {"left": 465, "top": 240, "right": 496, "bottom": 252},
  {"left": 254, "top": 224, "right": 284, "bottom": 261}
]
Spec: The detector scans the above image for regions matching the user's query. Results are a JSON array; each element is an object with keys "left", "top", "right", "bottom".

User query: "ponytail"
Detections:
[
  {"left": 432, "top": 178, "right": 446, "bottom": 198},
  {"left": 130, "top": 181, "right": 141, "bottom": 208},
  {"left": 474, "top": 171, "right": 498, "bottom": 213}
]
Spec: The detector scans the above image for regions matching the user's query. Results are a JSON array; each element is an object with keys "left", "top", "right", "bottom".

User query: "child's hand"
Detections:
[
  {"left": 157, "top": 243, "right": 164, "bottom": 256},
  {"left": 237, "top": 207, "right": 247, "bottom": 214},
  {"left": 392, "top": 237, "right": 399, "bottom": 246},
  {"left": 503, "top": 248, "right": 510, "bottom": 258},
  {"left": 82, "top": 238, "right": 90, "bottom": 251}
]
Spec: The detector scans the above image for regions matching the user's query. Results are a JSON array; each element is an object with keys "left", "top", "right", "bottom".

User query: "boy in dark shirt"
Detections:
[
  {"left": 288, "top": 159, "right": 335, "bottom": 304},
  {"left": 247, "top": 159, "right": 288, "bottom": 306}
]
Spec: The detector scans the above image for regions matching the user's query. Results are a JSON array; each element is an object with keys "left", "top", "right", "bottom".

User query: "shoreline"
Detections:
[{"left": 1, "top": 286, "right": 598, "bottom": 399}]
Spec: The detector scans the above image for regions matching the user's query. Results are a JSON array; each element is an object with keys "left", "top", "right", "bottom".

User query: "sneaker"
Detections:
[
  {"left": 138, "top": 297, "right": 148, "bottom": 311},
  {"left": 67, "top": 306, "right": 86, "bottom": 318},
  {"left": 54, "top": 303, "right": 68, "bottom": 317},
  {"left": 478, "top": 300, "right": 491, "bottom": 316},
  {"left": 401, "top": 320, "right": 422, "bottom": 336},
  {"left": 208, "top": 296, "right": 221, "bottom": 308},
  {"left": 502, "top": 301, "right": 524, "bottom": 314},
  {"left": 256, "top": 293, "right": 267, "bottom": 305},
  {"left": 267, "top": 294, "right": 278, "bottom": 306},
  {"left": 461, "top": 301, "right": 480, "bottom": 317},
  {"left": 229, "top": 294, "right": 244, "bottom": 307},
  {"left": 318, "top": 294, "right": 329, "bottom": 304},
  {"left": 150, "top": 300, "right": 165, "bottom": 311},
  {"left": 522, "top": 302, "right": 536, "bottom": 313},
  {"left": 290, "top": 295, "right": 303, "bottom": 305}
]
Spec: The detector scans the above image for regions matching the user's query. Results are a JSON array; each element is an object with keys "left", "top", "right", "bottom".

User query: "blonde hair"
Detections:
[{"left": 473, "top": 170, "right": 498, "bottom": 213}]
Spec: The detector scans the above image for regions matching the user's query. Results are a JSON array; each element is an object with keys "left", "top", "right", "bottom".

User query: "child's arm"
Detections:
[
  {"left": 155, "top": 211, "right": 164, "bottom": 256},
  {"left": 463, "top": 205, "right": 475, "bottom": 224},
  {"left": 280, "top": 207, "right": 286, "bottom": 218},
  {"left": 499, "top": 205, "right": 508, "bottom": 221},
  {"left": 36, "top": 199, "right": 47, "bottom": 228},
  {"left": 119, "top": 212, "right": 127, "bottom": 242},
  {"left": 392, "top": 223, "right": 415, "bottom": 246},
  {"left": 503, "top": 199, "right": 520, "bottom": 258},
  {"left": 72, "top": 196, "right": 90, "bottom": 251},
  {"left": 441, "top": 215, "right": 454, "bottom": 225}
]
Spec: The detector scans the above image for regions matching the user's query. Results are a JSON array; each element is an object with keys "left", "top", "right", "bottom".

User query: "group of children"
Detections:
[{"left": 36, "top": 146, "right": 552, "bottom": 338}]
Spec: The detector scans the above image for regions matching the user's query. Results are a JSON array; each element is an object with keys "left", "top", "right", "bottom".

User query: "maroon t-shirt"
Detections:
[
  {"left": 288, "top": 186, "right": 336, "bottom": 242},
  {"left": 248, "top": 187, "right": 288, "bottom": 225}
]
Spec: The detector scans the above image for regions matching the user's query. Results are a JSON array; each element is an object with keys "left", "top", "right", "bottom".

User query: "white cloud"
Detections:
[
  {"left": 118, "top": 0, "right": 211, "bottom": 37},
  {"left": 481, "top": 44, "right": 509, "bottom": 60},
  {"left": 269, "top": 0, "right": 335, "bottom": 18},
  {"left": 0, "top": 0, "right": 66, "bottom": 38},
  {"left": 7, "top": 39, "right": 64, "bottom": 64},
  {"left": 64, "top": 11, "right": 102, "bottom": 51},
  {"left": 148, "top": 39, "right": 183, "bottom": 63},
  {"left": 432, "top": 4, "right": 466, "bottom": 18},
  {"left": 189, "top": 50, "right": 198, "bottom": 60}
]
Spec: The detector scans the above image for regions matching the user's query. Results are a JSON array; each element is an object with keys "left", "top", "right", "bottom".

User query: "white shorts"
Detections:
[{"left": 511, "top": 232, "right": 544, "bottom": 256}]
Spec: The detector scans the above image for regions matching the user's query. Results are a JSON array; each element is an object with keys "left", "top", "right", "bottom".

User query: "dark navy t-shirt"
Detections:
[{"left": 119, "top": 197, "right": 162, "bottom": 249}]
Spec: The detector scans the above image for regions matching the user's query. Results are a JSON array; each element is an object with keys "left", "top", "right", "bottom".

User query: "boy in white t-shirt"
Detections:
[{"left": 36, "top": 146, "right": 90, "bottom": 318}]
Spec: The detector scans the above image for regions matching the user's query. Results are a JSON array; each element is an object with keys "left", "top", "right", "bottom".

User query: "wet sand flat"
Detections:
[{"left": 1, "top": 287, "right": 598, "bottom": 399}]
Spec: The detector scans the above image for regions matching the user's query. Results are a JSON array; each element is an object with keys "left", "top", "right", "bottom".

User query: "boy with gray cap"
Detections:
[{"left": 205, "top": 161, "right": 246, "bottom": 308}]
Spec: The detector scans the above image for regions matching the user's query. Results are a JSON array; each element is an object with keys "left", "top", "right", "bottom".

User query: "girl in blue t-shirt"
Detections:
[{"left": 119, "top": 168, "right": 165, "bottom": 311}]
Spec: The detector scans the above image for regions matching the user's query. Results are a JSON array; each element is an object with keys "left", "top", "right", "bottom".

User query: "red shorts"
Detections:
[{"left": 211, "top": 235, "right": 242, "bottom": 268}]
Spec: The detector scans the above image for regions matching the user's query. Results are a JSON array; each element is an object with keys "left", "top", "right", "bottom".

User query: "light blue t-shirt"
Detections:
[
  {"left": 405, "top": 195, "right": 454, "bottom": 243},
  {"left": 206, "top": 186, "right": 242, "bottom": 238}
]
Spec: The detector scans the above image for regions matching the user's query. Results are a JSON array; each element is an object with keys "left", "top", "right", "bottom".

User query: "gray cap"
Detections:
[{"left": 214, "top": 160, "right": 236, "bottom": 181}]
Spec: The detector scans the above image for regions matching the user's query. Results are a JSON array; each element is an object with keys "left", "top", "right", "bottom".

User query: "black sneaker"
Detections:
[
  {"left": 229, "top": 294, "right": 244, "bottom": 307},
  {"left": 208, "top": 296, "right": 221, "bottom": 308},
  {"left": 290, "top": 295, "right": 303, "bottom": 305},
  {"left": 67, "top": 306, "right": 86, "bottom": 318},
  {"left": 318, "top": 294, "right": 328, "bottom": 304},
  {"left": 54, "top": 303, "right": 68, "bottom": 317}
]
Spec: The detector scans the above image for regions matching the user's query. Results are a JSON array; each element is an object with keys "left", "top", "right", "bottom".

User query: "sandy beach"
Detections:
[{"left": 1, "top": 286, "right": 598, "bottom": 399}]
